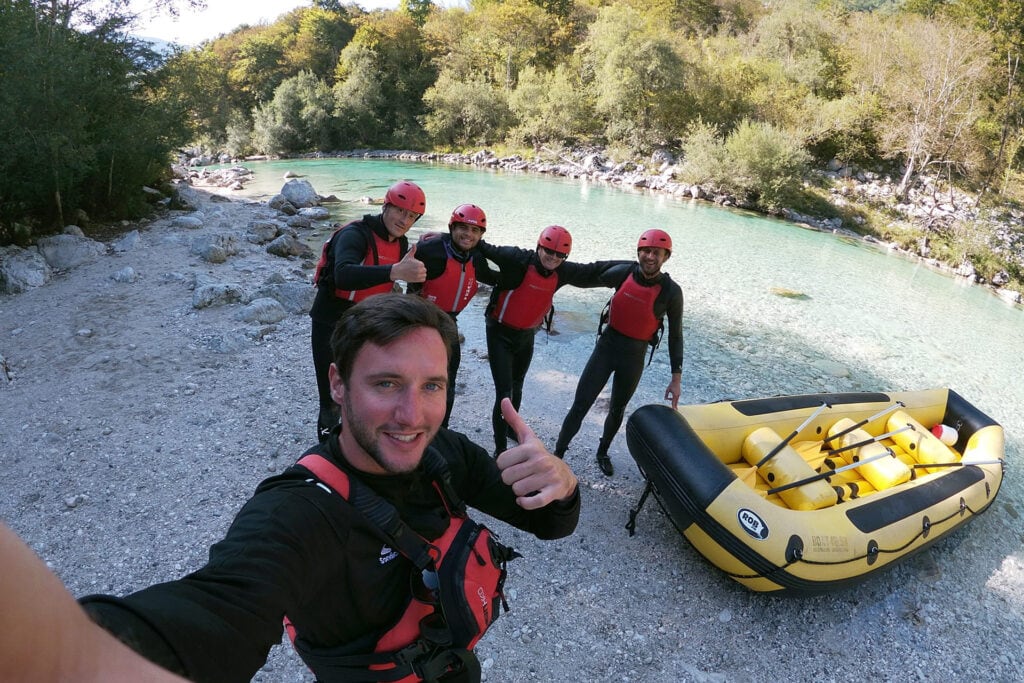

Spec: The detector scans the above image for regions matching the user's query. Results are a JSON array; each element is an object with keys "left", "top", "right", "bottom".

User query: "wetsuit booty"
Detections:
[{"left": 596, "top": 438, "right": 613, "bottom": 476}]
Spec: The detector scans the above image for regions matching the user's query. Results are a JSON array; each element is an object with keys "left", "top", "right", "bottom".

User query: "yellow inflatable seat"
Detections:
[
  {"left": 827, "top": 418, "right": 911, "bottom": 491},
  {"left": 742, "top": 427, "right": 838, "bottom": 510},
  {"left": 886, "top": 410, "right": 959, "bottom": 470}
]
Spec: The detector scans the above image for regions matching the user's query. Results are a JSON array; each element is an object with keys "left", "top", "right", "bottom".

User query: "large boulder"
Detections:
[
  {"left": 35, "top": 233, "right": 106, "bottom": 270},
  {"left": 0, "top": 245, "right": 51, "bottom": 293},
  {"left": 280, "top": 179, "right": 320, "bottom": 208}
]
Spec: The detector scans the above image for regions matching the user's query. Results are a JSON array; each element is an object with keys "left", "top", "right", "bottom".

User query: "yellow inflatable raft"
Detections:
[{"left": 624, "top": 389, "right": 1004, "bottom": 595}]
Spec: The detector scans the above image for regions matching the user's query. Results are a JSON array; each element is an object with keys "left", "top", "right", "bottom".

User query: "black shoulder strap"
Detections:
[{"left": 297, "top": 442, "right": 452, "bottom": 571}]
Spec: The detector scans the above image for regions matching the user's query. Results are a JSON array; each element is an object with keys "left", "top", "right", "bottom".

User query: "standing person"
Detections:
[
  {"left": 76, "top": 294, "right": 579, "bottom": 683},
  {"left": 309, "top": 180, "right": 428, "bottom": 440},
  {"left": 408, "top": 203, "right": 498, "bottom": 427},
  {"left": 477, "top": 226, "right": 630, "bottom": 455},
  {"left": 553, "top": 229, "right": 683, "bottom": 476}
]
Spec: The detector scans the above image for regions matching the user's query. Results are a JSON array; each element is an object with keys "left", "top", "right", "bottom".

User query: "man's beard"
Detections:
[{"left": 343, "top": 392, "right": 425, "bottom": 475}]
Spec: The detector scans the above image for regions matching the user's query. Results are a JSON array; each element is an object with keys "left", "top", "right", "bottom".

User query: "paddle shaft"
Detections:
[
  {"left": 824, "top": 425, "right": 913, "bottom": 456},
  {"left": 912, "top": 460, "right": 1002, "bottom": 469},
  {"left": 755, "top": 402, "right": 831, "bottom": 468},
  {"left": 821, "top": 401, "right": 906, "bottom": 445}
]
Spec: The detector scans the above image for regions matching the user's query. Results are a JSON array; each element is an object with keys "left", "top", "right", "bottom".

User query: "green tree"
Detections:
[
  {"left": 507, "top": 64, "right": 597, "bottom": 146},
  {"left": 422, "top": 72, "right": 510, "bottom": 146},
  {"left": 400, "top": 0, "right": 435, "bottom": 26},
  {"left": 332, "top": 12, "right": 435, "bottom": 146},
  {"left": 845, "top": 14, "right": 992, "bottom": 198},
  {"left": 579, "top": 3, "right": 693, "bottom": 153},
  {"left": 678, "top": 119, "right": 809, "bottom": 210},
  {"left": 0, "top": 0, "right": 187, "bottom": 238},
  {"left": 156, "top": 47, "right": 235, "bottom": 150},
  {"left": 287, "top": 6, "right": 358, "bottom": 80},
  {"left": 252, "top": 71, "right": 336, "bottom": 155}
]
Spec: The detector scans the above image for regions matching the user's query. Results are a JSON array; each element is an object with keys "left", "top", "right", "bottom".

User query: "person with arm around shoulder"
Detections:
[
  {"left": 408, "top": 203, "right": 498, "bottom": 427},
  {"left": 553, "top": 229, "right": 684, "bottom": 476},
  {"left": 476, "top": 226, "right": 632, "bottom": 456},
  {"left": 76, "top": 293, "right": 579, "bottom": 683},
  {"left": 309, "top": 180, "right": 428, "bottom": 441}
]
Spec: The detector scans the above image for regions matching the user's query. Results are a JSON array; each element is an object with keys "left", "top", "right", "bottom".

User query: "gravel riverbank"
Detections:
[{"left": 1, "top": 188, "right": 1022, "bottom": 682}]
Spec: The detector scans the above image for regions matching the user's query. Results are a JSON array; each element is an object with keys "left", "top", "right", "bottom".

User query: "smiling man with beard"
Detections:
[{"left": 78, "top": 294, "right": 579, "bottom": 683}]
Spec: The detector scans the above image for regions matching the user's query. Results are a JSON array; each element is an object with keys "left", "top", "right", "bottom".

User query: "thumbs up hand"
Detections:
[
  {"left": 390, "top": 243, "right": 427, "bottom": 283},
  {"left": 495, "top": 398, "right": 578, "bottom": 509}
]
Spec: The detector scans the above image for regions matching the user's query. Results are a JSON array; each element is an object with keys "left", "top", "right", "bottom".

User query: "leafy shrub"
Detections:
[{"left": 679, "top": 120, "right": 810, "bottom": 210}]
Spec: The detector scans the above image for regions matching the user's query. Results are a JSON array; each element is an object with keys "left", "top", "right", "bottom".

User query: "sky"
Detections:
[{"left": 134, "top": 0, "right": 400, "bottom": 45}]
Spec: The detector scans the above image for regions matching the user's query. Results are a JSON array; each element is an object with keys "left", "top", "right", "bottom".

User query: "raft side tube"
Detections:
[
  {"left": 626, "top": 405, "right": 736, "bottom": 532},
  {"left": 730, "top": 392, "right": 891, "bottom": 418},
  {"left": 844, "top": 466, "right": 984, "bottom": 533},
  {"left": 944, "top": 389, "right": 1001, "bottom": 453}
]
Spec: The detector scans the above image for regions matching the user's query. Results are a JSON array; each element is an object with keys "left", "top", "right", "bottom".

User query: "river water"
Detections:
[{"left": 228, "top": 158, "right": 1023, "bottom": 470}]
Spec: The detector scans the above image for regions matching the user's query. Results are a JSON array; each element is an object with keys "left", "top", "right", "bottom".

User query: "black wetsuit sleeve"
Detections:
[
  {"left": 662, "top": 281, "right": 684, "bottom": 373},
  {"left": 332, "top": 218, "right": 403, "bottom": 291},
  {"left": 476, "top": 241, "right": 530, "bottom": 290},
  {"left": 473, "top": 251, "right": 500, "bottom": 287},
  {"left": 432, "top": 429, "right": 581, "bottom": 540},
  {"left": 556, "top": 259, "right": 634, "bottom": 290},
  {"left": 80, "top": 487, "right": 345, "bottom": 683}
]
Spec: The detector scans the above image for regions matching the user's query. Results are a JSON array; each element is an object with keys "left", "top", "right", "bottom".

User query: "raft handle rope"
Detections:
[
  {"left": 726, "top": 499, "right": 989, "bottom": 581},
  {"left": 821, "top": 401, "right": 905, "bottom": 445},
  {"left": 822, "top": 425, "right": 913, "bottom": 457},
  {"left": 755, "top": 401, "right": 831, "bottom": 468}
]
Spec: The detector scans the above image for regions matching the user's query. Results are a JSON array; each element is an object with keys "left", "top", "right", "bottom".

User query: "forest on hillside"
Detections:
[{"left": 3, "top": 0, "right": 1024, "bottom": 291}]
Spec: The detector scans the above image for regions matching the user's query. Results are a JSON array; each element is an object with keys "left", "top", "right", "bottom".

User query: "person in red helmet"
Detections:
[
  {"left": 553, "top": 229, "right": 684, "bottom": 476},
  {"left": 309, "top": 180, "right": 429, "bottom": 440},
  {"left": 477, "top": 226, "right": 631, "bottom": 455},
  {"left": 408, "top": 203, "right": 500, "bottom": 427}
]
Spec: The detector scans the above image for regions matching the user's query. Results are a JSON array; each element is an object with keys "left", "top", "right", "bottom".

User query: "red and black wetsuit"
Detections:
[
  {"left": 554, "top": 263, "right": 683, "bottom": 455},
  {"left": 309, "top": 215, "right": 406, "bottom": 439},
  {"left": 408, "top": 235, "right": 498, "bottom": 428},
  {"left": 80, "top": 428, "right": 580, "bottom": 683},
  {"left": 476, "top": 242, "right": 630, "bottom": 454}
]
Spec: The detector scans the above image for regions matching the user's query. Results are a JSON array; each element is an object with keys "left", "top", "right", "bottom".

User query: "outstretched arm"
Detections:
[{"left": 0, "top": 522, "right": 187, "bottom": 683}]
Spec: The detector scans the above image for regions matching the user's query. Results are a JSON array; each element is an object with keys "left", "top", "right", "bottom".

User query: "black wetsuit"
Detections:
[
  {"left": 477, "top": 242, "right": 630, "bottom": 453},
  {"left": 554, "top": 264, "right": 683, "bottom": 454},
  {"left": 80, "top": 428, "right": 580, "bottom": 683},
  {"left": 309, "top": 215, "right": 406, "bottom": 438}
]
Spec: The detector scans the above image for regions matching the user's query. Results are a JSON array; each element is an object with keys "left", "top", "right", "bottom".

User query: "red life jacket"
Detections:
[
  {"left": 419, "top": 250, "right": 478, "bottom": 314},
  {"left": 489, "top": 265, "right": 557, "bottom": 330},
  {"left": 286, "top": 449, "right": 518, "bottom": 683},
  {"left": 607, "top": 274, "right": 662, "bottom": 341},
  {"left": 314, "top": 221, "right": 401, "bottom": 302}
]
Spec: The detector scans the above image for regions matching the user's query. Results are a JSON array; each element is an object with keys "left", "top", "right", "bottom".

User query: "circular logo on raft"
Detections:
[{"left": 738, "top": 508, "right": 769, "bottom": 540}]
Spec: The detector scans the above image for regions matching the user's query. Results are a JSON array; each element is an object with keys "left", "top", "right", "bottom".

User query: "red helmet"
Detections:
[
  {"left": 449, "top": 204, "right": 486, "bottom": 231},
  {"left": 384, "top": 181, "right": 426, "bottom": 215},
  {"left": 537, "top": 225, "right": 572, "bottom": 256},
  {"left": 638, "top": 229, "right": 672, "bottom": 254}
]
